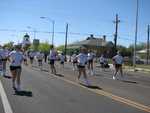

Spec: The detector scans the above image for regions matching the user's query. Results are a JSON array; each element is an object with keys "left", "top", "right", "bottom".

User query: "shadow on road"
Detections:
[
  {"left": 14, "top": 90, "right": 33, "bottom": 97},
  {"left": 42, "top": 69, "right": 49, "bottom": 72},
  {"left": 3, "top": 75, "right": 12, "bottom": 79},
  {"left": 79, "top": 83, "right": 102, "bottom": 90},
  {"left": 122, "top": 80, "right": 137, "bottom": 84},
  {"left": 54, "top": 73, "right": 64, "bottom": 77}
]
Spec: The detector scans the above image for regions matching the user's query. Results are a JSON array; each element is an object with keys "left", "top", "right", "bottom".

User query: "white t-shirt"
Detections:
[
  {"left": 113, "top": 55, "right": 124, "bottom": 64},
  {"left": 77, "top": 53, "right": 87, "bottom": 66},
  {"left": 49, "top": 49, "right": 57, "bottom": 60},
  {"left": 59, "top": 54, "right": 65, "bottom": 62},
  {"left": 0, "top": 49, "right": 9, "bottom": 59},
  {"left": 72, "top": 54, "right": 77, "bottom": 62},
  {"left": 0, "top": 49, "right": 3, "bottom": 60},
  {"left": 99, "top": 56, "right": 105, "bottom": 63},
  {"left": 9, "top": 51, "right": 23, "bottom": 66},
  {"left": 36, "top": 52, "right": 44, "bottom": 60},
  {"left": 87, "top": 52, "right": 95, "bottom": 60},
  {"left": 29, "top": 52, "right": 35, "bottom": 58}
]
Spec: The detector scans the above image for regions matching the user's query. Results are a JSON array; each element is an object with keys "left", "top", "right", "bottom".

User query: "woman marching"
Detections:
[
  {"left": 48, "top": 45, "right": 57, "bottom": 75},
  {"left": 77, "top": 47, "right": 90, "bottom": 86},
  {"left": 9, "top": 45, "right": 24, "bottom": 91},
  {"left": 87, "top": 50, "right": 95, "bottom": 75}
]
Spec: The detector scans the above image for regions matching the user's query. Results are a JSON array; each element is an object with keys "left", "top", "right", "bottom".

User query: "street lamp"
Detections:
[{"left": 40, "top": 16, "right": 55, "bottom": 45}]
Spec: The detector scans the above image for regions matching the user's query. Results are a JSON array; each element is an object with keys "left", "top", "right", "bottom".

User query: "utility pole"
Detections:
[
  {"left": 113, "top": 14, "right": 120, "bottom": 54},
  {"left": 147, "top": 24, "right": 150, "bottom": 64},
  {"left": 133, "top": 0, "right": 139, "bottom": 71},
  {"left": 64, "top": 23, "right": 68, "bottom": 61},
  {"left": 52, "top": 20, "right": 55, "bottom": 45}
]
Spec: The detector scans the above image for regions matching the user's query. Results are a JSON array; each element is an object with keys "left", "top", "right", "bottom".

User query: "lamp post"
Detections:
[{"left": 40, "top": 17, "right": 55, "bottom": 45}]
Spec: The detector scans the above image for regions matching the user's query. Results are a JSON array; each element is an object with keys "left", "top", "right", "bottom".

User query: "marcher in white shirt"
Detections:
[
  {"left": 99, "top": 54, "right": 105, "bottom": 71},
  {"left": 0, "top": 46, "right": 3, "bottom": 76},
  {"left": 48, "top": 45, "right": 57, "bottom": 74},
  {"left": 59, "top": 53, "right": 65, "bottom": 68},
  {"left": 71, "top": 53, "right": 78, "bottom": 71},
  {"left": 23, "top": 52, "right": 28, "bottom": 65},
  {"left": 87, "top": 50, "right": 95, "bottom": 75},
  {"left": 77, "top": 47, "right": 90, "bottom": 86},
  {"left": 9, "top": 45, "right": 24, "bottom": 91},
  {"left": 29, "top": 51, "right": 35, "bottom": 66},
  {"left": 1, "top": 46, "right": 9, "bottom": 76},
  {"left": 112, "top": 51, "right": 124, "bottom": 80},
  {"left": 36, "top": 51, "right": 44, "bottom": 70}
]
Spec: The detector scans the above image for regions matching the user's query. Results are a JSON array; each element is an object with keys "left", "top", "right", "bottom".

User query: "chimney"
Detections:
[
  {"left": 90, "top": 34, "right": 94, "bottom": 38},
  {"left": 103, "top": 35, "right": 106, "bottom": 41}
]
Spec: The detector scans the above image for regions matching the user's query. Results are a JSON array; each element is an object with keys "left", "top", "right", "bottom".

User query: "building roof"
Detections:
[{"left": 70, "top": 37, "right": 106, "bottom": 47}]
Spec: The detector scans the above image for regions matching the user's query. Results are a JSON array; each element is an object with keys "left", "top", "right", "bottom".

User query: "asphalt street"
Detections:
[{"left": 0, "top": 61, "right": 150, "bottom": 113}]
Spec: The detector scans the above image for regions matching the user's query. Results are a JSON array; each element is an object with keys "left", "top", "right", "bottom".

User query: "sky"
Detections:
[{"left": 0, "top": 0, "right": 150, "bottom": 47}]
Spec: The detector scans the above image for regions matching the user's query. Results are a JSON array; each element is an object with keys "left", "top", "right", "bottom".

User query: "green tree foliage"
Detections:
[
  {"left": 38, "top": 42, "right": 51, "bottom": 53},
  {"left": 117, "top": 45, "right": 132, "bottom": 57},
  {"left": 129, "top": 42, "right": 146, "bottom": 51},
  {"left": 56, "top": 45, "right": 79, "bottom": 55},
  {"left": 3, "top": 41, "right": 14, "bottom": 50}
]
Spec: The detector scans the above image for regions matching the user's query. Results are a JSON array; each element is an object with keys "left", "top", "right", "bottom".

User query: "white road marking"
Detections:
[{"left": 0, "top": 78, "right": 13, "bottom": 113}]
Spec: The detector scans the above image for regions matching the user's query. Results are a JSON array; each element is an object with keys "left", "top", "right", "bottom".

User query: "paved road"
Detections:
[{"left": 0, "top": 61, "right": 150, "bottom": 113}]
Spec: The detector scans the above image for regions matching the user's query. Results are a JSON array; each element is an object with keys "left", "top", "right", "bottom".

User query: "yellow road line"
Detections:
[{"left": 53, "top": 75, "right": 150, "bottom": 113}]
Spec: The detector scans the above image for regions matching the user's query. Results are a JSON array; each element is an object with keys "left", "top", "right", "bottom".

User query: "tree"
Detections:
[
  {"left": 38, "top": 42, "right": 51, "bottom": 53},
  {"left": 56, "top": 45, "right": 79, "bottom": 55},
  {"left": 3, "top": 41, "right": 14, "bottom": 50}
]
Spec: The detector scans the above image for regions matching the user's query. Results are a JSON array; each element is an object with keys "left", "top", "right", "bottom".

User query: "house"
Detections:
[{"left": 68, "top": 35, "right": 114, "bottom": 57}]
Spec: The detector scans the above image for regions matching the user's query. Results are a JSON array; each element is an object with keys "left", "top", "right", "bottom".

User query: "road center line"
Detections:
[
  {"left": 53, "top": 75, "right": 150, "bottom": 113},
  {"left": 0, "top": 77, "right": 13, "bottom": 113}
]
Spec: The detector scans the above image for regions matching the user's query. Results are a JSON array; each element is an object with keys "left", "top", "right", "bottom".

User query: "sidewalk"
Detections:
[{"left": 96, "top": 63, "right": 150, "bottom": 75}]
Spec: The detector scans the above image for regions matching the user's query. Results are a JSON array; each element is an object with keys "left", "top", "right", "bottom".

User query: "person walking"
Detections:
[
  {"left": 77, "top": 47, "right": 90, "bottom": 86},
  {"left": 36, "top": 51, "right": 44, "bottom": 70},
  {"left": 71, "top": 52, "right": 78, "bottom": 71},
  {"left": 112, "top": 51, "right": 124, "bottom": 80},
  {"left": 23, "top": 52, "right": 28, "bottom": 65},
  {"left": 29, "top": 51, "right": 35, "bottom": 67},
  {"left": 0, "top": 46, "right": 3, "bottom": 76},
  {"left": 9, "top": 45, "right": 24, "bottom": 91},
  {"left": 87, "top": 50, "right": 95, "bottom": 75},
  {"left": 48, "top": 45, "right": 57, "bottom": 75},
  {"left": 59, "top": 53, "right": 65, "bottom": 68}
]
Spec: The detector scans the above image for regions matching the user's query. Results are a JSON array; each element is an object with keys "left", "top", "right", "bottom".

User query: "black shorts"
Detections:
[
  {"left": 24, "top": 59, "right": 27, "bottom": 61},
  {"left": 49, "top": 59, "right": 55, "bottom": 65},
  {"left": 38, "top": 59, "right": 42, "bottom": 62},
  {"left": 10, "top": 66, "right": 21, "bottom": 71},
  {"left": 77, "top": 65, "right": 85, "bottom": 68},
  {"left": 73, "top": 61, "right": 77, "bottom": 64},
  {"left": 88, "top": 59, "right": 93, "bottom": 63},
  {"left": 115, "top": 64, "right": 122, "bottom": 68},
  {"left": 2, "top": 59, "right": 7, "bottom": 61},
  {"left": 30, "top": 57, "right": 34, "bottom": 60},
  {"left": 60, "top": 61, "right": 64, "bottom": 64},
  {"left": 100, "top": 62, "right": 104, "bottom": 65}
]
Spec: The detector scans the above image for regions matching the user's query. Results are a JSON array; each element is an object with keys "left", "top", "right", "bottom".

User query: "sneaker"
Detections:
[
  {"left": 87, "top": 70, "right": 90, "bottom": 75},
  {"left": 16, "top": 85, "right": 21, "bottom": 91},
  {"left": 113, "top": 76, "right": 116, "bottom": 80},
  {"left": 85, "top": 79, "right": 91, "bottom": 86},
  {"left": 120, "top": 75, "right": 124, "bottom": 81},
  {"left": 91, "top": 71, "right": 94, "bottom": 76},
  {"left": 12, "top": 84, "right": 17, "bottom": 90}
]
